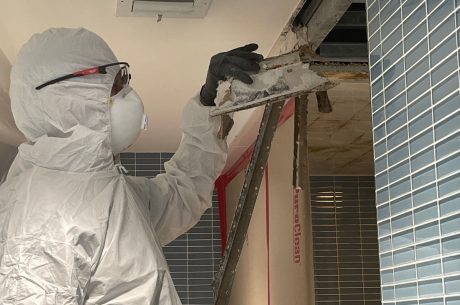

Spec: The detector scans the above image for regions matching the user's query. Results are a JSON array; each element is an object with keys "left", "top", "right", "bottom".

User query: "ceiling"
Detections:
[
  {"left": 307, "top": 81, "right": 374, "bottom": 175},
  {"left": 0, "top": 0, "right": 301, "bottom": 152}
]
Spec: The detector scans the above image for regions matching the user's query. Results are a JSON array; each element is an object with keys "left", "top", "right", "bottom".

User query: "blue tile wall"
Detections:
[
  {"left": 120, "top": 152, "right": 221, "bottom": 305},
  {"left": 310, "top": 176, "right": 381, "bottom": 305},
  {"left": 367, "top": 0, "right": 460, "bottom": 304}
]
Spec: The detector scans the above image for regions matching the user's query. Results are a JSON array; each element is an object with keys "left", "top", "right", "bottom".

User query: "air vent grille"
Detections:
[{"left": 116, "top": 0, "right": 212, "bottom": 19}]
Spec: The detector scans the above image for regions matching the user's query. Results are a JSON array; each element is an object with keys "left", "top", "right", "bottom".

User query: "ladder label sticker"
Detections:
[{"left": 293, "top": 187, "right": 302, "bottom": 264}]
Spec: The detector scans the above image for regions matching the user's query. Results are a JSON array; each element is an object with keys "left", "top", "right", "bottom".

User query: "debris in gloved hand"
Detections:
[
  {"left": 201, "top": 44, "right": 263, "bottom": 106},
  {"left": 214, "top": 81, "right": 234, "bottom": 139},
  {"left": 210, "top": 51, "right": 336, "bottom": 117}
]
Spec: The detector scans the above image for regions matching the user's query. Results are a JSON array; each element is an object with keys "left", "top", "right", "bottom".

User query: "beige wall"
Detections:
[
  {"left": 0, "top": 143, "right": 17, "bottom": 183},
  {"left": 0, "top": 48, "right": 24, "bottom": 146},
  {"left": 225, "top": 115, "right": 315, "bottom": 305},
  {"left": 0, "top": 49, "right": 22, "bottom": 181},
  {"left": 226, "top": 170, "right": 269, "bottom": 305}
]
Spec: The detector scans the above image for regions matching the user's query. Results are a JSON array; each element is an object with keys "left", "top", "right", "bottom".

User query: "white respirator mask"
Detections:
[{"left": 110, "top": 85, "right": 148, "bottom": 155}]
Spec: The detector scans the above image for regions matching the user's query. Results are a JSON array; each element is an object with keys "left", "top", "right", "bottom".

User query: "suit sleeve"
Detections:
[{"left": 137, "top": 95, "right": 228, "bottom": 246}]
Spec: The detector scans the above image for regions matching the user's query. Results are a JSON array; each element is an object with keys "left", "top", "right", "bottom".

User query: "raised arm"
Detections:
[
  {"left": 141, "top": 95, "right": 226, "bottom": 245},
  {"left": 133, "top": 44, "right": 263, "bottom": 245}
]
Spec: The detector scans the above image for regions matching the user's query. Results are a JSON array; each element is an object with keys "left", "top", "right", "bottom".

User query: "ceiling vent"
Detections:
[{"left": 116, "top": 0, "right": 212, "bottom": 19}]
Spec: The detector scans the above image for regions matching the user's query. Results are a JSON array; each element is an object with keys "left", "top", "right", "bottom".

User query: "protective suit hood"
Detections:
[{"left": 10, "top": 28, "right": 118, "bottom": 172}]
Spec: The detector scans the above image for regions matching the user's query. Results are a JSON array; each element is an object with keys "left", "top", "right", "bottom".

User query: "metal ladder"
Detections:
[{"left": 213, "top": 94, "right": 309, "bottom": 305}]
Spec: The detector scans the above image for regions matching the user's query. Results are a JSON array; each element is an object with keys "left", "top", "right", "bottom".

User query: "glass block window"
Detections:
[
  {"left": 310, "top": 176, "right": 381, "bottom": 305},
  {"left": 367, "top": 0, "right": 460, "bottom": 303}
]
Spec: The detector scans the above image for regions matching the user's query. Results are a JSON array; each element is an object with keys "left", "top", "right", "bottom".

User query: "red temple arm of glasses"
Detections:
[{"left": 72, "top": 67, "right": 101, "bottom": 76}]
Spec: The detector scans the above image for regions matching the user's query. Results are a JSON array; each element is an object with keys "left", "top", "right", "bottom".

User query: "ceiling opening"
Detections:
[{"left": 294, "top": 1, "right": 368, "bottom": 60}]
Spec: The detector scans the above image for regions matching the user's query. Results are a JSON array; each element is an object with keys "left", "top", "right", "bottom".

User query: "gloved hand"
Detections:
[{"left": 200, "top": 43, "right": 264, "bottom": 106}]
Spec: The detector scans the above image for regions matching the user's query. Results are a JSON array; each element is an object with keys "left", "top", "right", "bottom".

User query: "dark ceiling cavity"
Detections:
[
  {"left": 294, "top": 0, "right": 322, "bottom": 27},
  {"left": 294, "top": 1, "right": 368, "bottom": 60}
]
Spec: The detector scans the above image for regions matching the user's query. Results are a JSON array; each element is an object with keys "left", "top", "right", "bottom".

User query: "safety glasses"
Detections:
[{"left": 35, "top": 62, "right": 131, "bottom": 96}]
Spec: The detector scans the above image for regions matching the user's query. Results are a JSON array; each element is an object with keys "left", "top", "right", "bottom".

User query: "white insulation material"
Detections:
[
  {"left": 230, "top": 63, "right": 326, "bottom": 104},
  {"left": 260, "top": 50, "right": 301, "bottom": 70},
  {"left": 211, "top": 52, "right": 335, "bottom": 116}
]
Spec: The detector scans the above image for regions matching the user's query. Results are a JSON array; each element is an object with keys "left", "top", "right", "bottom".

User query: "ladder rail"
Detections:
[{"left": 213, "top": 102, "right": 284, "bottom": 305}]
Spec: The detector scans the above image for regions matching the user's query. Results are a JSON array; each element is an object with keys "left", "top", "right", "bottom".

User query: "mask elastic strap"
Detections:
[
  {"left": 115, "top": 164, "right": 129, "bottom": 175},
  {"left": 141, "top": 114, "right": 149, "bottom": 130}
]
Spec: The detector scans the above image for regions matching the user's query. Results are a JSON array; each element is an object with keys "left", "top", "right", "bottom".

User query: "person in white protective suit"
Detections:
[{"left": 0, "top": 28, "right": 262, "bottom": 304}]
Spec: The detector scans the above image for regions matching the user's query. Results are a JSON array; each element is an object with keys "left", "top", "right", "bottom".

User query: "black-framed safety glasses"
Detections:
[{"left": 35, "top": 62, "right": 131, "bottom": 96}]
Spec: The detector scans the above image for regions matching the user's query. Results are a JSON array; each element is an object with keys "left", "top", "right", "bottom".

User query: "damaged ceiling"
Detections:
[
  {"left": 305, "top": 1, "right": 373, "bottom": 175},
  {"left": 226, "top": 0, "right": 374, "bottom": 176},
  {"left": 307, "top": 81, "right": 373, "bottom": 175}
]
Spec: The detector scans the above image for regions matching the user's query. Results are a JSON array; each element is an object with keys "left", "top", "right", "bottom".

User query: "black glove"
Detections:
[{"left": 200, "top": 43, "right": 264, "bottom": 106}]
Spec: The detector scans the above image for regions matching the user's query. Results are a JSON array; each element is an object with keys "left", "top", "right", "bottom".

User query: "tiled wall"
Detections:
[
  {"left": 367, "top": 0, "right": 460, "bottom": 304},
  {"left": 310, "top": 176, "right": 381, "bottom": 305},
  {"left": 120, "top": 152, "right": 222, "bottom": 305}
]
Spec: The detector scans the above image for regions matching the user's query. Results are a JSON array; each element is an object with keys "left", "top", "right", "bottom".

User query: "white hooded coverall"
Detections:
[{"left": 0, "top": 28, "right": 227, "bottom": 304}]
